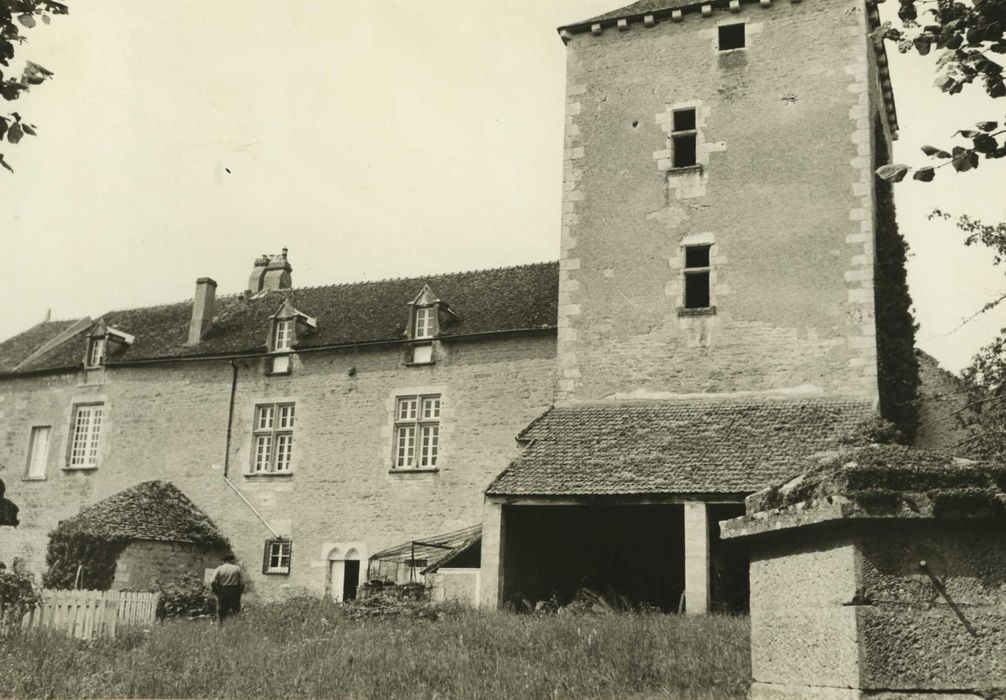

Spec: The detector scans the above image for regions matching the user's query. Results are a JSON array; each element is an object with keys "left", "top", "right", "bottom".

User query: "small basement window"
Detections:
[
  {"left": 683, "top": 244, "right": 712, "bottom": 309},
  {"left": 718, "top": 24, "right": 745, "bottom": 51},
  {"left": 671, "top": 109, "right": 698, "bottom": 168}
]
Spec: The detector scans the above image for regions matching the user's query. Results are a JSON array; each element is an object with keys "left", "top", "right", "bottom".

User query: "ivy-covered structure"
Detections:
[{"left": 43, "top": 481, "right": 229, "bottom": 592}]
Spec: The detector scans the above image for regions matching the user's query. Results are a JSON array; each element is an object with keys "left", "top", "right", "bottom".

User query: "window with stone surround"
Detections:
[
  {"left": 683, "top": 244, "right": 713, "bottom": 310},
  {"left": 263, "top": 539, "right": 292, "bottom": 575},
  {"left": 671, "top": 109, "right": 698, "bottom": 168},
  {"left": 718, "top": 23, "right": 745, "bottom": 51},
  {"left": 251, "top": 403, "right": 295, "bottom": 474},
  {"left": 393, "top": 394, "right": 441, "bottom": 470},
  {"left": 67, "top": 404, "right": 103, "bottom": 469},
  {"left": 273, "top": 319, "right": 293, "bottom": 351},
  {"left": 414, "top": 307, "right": 434, "bottom": 340},
  {"left": 26, "top": 425, "right": 51, "bottom": 479},
  {"left": 85, "top": 337, "right": 106, "bottom": 369}
]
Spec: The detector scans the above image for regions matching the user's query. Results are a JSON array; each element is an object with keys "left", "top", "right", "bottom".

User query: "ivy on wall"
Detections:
[
  {"left": 873, "top": 115, "right": 921, "bottom": 441},
  {"left": 42, "top": 526, "right": 128, "bottom": 591}
]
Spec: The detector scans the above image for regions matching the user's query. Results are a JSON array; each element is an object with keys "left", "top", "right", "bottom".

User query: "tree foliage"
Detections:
[
  {"left": 873, "top": 0, "right": 1005, "bottom": 181},
  {"left": 1, "top": 0, "right": 67, "bottom": 172},
  {"left": 926, "top": 212, "right": 1006, "bottom": 459}
]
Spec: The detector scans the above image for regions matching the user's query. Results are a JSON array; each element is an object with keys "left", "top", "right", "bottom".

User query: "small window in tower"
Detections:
[
  {"left": 671, "top": 109, "right": 698, "bottom": 168},
  {"left": 718, "top": 23, "right": 745, "bottom": 51},
  {"left": 683, "top": 244, "right": 712, "bottom": 310}
]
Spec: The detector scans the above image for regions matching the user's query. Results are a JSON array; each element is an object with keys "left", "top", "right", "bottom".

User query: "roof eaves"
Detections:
[{"left": 558, "top": 0, "right": 718, "bottom": 36}]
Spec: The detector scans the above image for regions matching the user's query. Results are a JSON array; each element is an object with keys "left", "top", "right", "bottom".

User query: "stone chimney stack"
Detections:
[
  {"left": 187, "top": 277, "right": 217, "bottom": 345},
  {"left": 246, "top": 249, "right": 292, "bottom": 294},
  {"left": 247, "top": 254, "right": 269, "bottom": 294},
  {"left": 262, "top": 248, "right": 293, "bottom": 292}
]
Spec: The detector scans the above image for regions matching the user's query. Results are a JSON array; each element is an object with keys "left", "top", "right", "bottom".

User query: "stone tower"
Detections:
[{"left": 554, "top": 0, "right": 899, "bottom": 404}]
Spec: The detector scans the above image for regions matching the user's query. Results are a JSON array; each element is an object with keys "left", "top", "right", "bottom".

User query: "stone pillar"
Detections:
[
  {"left": 683, "top": 500, "right": 710, "bottom": 615},
  {"left": 479, "top": 501, "right": 504, "bottom": 609},
  {"left": 721, "top": 445, "right": 1006, "bottom": 699}
]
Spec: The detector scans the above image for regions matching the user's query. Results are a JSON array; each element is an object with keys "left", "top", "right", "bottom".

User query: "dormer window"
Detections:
[
  {"left": 86, "top": 338, "right": 106, "bottom": 368},
  {"left": 273, "top": 319, "right": 293, "bottom": 351},
  {"left": 414, "top": 307, "right": 434, "bottom": 340},
  {"left": 266, "top": 301, "right": 317, "bottom": 375},
  {"left": 83, "top": 323, "right": 134, "bottom": 370}
]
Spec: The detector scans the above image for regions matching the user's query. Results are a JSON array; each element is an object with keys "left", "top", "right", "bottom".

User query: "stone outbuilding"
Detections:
[
  {"left": 50, "top": 480, "right": 230, "bottom": 591},
  {"left": 482, "top": 398, "right": 874, "bottom": 613},
  {"left": 722, "top": 444, "right": 1006, "bottom": 699}
]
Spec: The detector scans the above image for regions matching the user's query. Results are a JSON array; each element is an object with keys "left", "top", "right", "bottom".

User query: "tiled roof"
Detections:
[
  {"left": 486, "top": 398, "right": 876, "bottom": 497},
  {"left": 57, "top": 480, "right": 229, "bottom": 546},
  {"left": 0, "top": 262, "right": 559, "bottom": 375},
  {"left": 0, "top": 319, "right": 84, "bottom": 372}
]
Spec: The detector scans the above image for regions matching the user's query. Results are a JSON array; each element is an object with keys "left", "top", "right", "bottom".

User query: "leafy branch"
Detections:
[
  {"left": 871, "top": 0, "right": 1004, "bottom": 181},
  {"left": 876, "top": 120, "right": 1006, "bottom": 181},
  {"left": 0, "top": 0, "right": 68, "bottom": 172}
]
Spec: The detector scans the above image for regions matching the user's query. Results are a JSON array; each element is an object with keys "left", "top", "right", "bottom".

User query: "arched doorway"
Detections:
[{"left": 328, "top": 547, "right": 361, "bottom": 602}]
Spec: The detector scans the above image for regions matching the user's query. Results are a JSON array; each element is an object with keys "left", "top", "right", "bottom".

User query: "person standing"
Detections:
[{"left": 210, "top": 553, "right": 244, "bottom": 624}]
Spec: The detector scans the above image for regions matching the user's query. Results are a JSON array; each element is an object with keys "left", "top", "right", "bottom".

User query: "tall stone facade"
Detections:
[
  {"left": 555, "top": 0, "right": 896, "bottom": 403},
  {"left": 0, "top": 264, "right": 558, "bottom": 600}
]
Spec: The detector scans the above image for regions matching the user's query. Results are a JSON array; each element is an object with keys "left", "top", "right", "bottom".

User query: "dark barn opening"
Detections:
[
  {"left": 502, "top": 504, "right": 685, "bottom": 611},
  {"left": 499, "top": 502, "right": 749, "bottom": 613},
  {"left": 708, "top": 503, "right": 749, "bottom": 613}
]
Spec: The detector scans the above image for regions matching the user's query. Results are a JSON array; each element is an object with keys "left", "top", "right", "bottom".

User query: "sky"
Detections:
[{"left": 1, "top": 0, "right": 1003, "bottom": 374}]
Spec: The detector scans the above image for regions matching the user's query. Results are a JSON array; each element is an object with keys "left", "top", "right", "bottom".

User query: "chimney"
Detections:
[
  {"left": 262, "top": 248, "right": 293, "bottom": 292},
  {"left": 187, "top": 277, "right": 217, "bottom": 345},
  {"left": 247, "top": 254, "right": 269, "bottom": 294}
]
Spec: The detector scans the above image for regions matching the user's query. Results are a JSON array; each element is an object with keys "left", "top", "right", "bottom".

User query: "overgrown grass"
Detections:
[{"left": 0, "top": 597, "right": 750, "bottom": 699}]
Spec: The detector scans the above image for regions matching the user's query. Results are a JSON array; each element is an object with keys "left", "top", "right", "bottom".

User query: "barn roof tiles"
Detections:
[
  {"left": 0, "top": 261, "right": 558, "bottom": 375},
  {"left": 55, "top": 480, "right": 229, "bottom": 547},
  {"left": 486, "top": 398, "right": 876, "bottom": 497}
]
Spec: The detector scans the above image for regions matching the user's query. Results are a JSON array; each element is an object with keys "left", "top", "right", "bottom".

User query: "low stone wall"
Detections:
[{"left": 430, "top": 568, "right": 480, "bottom": 607}]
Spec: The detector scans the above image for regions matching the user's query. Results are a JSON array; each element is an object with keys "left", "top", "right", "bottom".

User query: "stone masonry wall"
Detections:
[
  {"left": 112, "top": 541, "right": 225, "bottom": 591},
  {"left": 557, "top": 0, "right": 884, "bottom": 402},
  {"left": 0, "top": 333, "right": 555, "bottom": 600}
]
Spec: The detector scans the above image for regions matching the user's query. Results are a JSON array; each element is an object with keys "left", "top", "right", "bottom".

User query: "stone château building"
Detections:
[{"left": 0, "top": 0, "right": 942, "bottom": 612}]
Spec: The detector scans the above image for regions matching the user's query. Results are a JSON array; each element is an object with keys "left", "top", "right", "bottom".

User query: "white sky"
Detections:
[{"left": 1, "top": 0, "right": 1003, "bottom": 373}]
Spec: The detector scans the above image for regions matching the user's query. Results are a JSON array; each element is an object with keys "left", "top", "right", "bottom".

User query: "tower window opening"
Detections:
[
  {"left": 683, "top": 244, "right": 712, "bottom": 309},
  {"left": 671, "top": 109, "right": 698, "bottom": 168},
  {"left": 718, "top": 24, "right": 746, "bottom": 51}
]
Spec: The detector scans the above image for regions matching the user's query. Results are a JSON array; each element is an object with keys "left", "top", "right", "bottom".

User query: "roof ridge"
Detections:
[{"left": 98, "top": 260, "right": 560, "bottom": 317}]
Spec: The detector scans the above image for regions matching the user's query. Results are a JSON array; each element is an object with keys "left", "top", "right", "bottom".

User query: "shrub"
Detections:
[
  {"left": 155, "top": 574, "right": 216, "bottom": 621},
  {"left": 0, "top": 558, "right": 42, "bottom": 635},
  {"left": 42, "top": 527, "right": 127, "bottom": 591}
]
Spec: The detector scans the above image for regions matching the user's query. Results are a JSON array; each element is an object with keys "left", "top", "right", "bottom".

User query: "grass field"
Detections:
[{"left": 0, "top": 598, "right": 750, "bottom": 699}]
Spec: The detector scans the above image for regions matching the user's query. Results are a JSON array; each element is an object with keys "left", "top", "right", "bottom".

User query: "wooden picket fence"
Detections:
[{"left": 2, "top": 589, "right": 159, "bottom": 640}]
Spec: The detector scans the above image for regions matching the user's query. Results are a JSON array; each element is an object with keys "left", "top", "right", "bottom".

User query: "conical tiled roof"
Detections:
[{"left": 58, "top": 481, "right": 228, "bottom": 546}]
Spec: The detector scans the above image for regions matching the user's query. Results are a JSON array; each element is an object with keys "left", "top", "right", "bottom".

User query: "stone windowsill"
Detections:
[
  {"left": 63, "top": 465, "right": 99, "bottom": 472},
  {"left": 677, "top": 306, "right": 717, "bottom": 317},
  {"left": 243, "top": 472, "right": 294, "bottom": 479},
  {"left": 22, "top": 476, "right": 47, "bottom": 482},
  {"left": 389, "top": 468, "right": 439, "bottom": 475},
  {"left": 404, "top": 361, "right": 436, "bottom": 367},
  {"left": 667, "top": 164, "right": 703, "bottom": 175}
]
